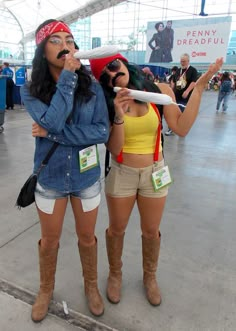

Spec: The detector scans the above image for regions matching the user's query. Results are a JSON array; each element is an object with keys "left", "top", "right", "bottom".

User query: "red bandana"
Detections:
[{"left": 36, "top": 21, "right": 72, "bottom": 45}]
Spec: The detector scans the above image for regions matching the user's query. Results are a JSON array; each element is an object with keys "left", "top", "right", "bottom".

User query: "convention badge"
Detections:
[
  {"left": 181, "top": 78, "right": 187, "bottom": 89},
  {"left": 177, "top": 77, "right": 186, "bottom": 89},
  {"left": 176, "top": 80, "right": 182, "bottom": 89},
  {"left": 151, "top": 165, "right": 172, "bottom": 192},
  {"left": 78, "top": 145, "right": 99, "bottom": 172}
]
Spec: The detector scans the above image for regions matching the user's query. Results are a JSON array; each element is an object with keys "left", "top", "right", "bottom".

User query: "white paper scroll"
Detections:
[
  {"left": 74, "top": 45, "right": 120, "bottom": 59},
  {"left": 113, "top": 87, "right": 174, "bottom": 105}
]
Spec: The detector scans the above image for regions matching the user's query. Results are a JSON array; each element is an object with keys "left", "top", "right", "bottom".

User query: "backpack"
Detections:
[
  {"left": 220, "top": 80, "right": 231, "bottom": 93},
  {"left": 104, "top": 82, "right": 164, "bottom": 177}
]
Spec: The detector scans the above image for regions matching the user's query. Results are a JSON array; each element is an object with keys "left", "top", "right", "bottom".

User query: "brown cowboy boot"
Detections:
[
  {"left": 78, "top": 239, "right": 104, "bottom": 316},
  {"left": 142, "top": 233, "right": 161, "bottom": 306},
  {"left": 31, "top": 240, "right": 59, "bottom": 322},
  {"left": 106, "top": 229, "right": 124, "bottom": 303}
]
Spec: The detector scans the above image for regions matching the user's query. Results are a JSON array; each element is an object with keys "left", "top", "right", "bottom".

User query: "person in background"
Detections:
[
  {"left": 154, "top": 74, "right": 160, "bottom": 85},
  {"left": 20, "top": 19, "right": 109, "bottom": 322},
  {"left": 164, "top": 66, "right": 178, "bottom": 134},
  {"left": 230, "top": 73, "right": 235, "bottom": 94},
  {"left": 89, "top": 54, "right": 223, "bottom": 307},
  {"left": 162, "top": 20, "right": 174, "bottom": 63},
  {"left": 2, "top": 62, "right": 15, "bottom": 110},
  {"left": 148, "top": 22, "right": 164, "bottom": 63},
  {"left": 168, "top": 66, "right": 178, "bottom": 88},
  {"left": 165, "top": 53, "right": 198, "bottom": 136},
  {"left": 234, "top": 75, "right": 236, "bottom": 95},
  {"left": 216, "top": 71, "right": 232, "bottom": 113},
  {"left": 142, "top": 67, "right": 154, "bottom": 82}
]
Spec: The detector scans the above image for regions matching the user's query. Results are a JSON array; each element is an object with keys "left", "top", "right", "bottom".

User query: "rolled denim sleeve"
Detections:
[
  {"left": 20, "top": 70, "right": 78, "bottom": 133},
  {"left": 47, "top": 83, "right": 110, "bottom": 146}
]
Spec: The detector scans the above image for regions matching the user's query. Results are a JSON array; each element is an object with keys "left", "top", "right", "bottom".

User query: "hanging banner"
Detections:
[
  {"left": 145, "top": 16, "right": 232, "bottom": 64},
  {"left": 15, "top": 66, "right": 26, "bottom": 86}
]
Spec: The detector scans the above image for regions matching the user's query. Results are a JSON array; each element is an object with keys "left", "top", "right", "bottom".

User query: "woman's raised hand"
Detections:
[
  {"left": 196, "top": 57, "right": 223, "bottom": 88},
  {"left": 64, "top": 51, "right": 81, "bottom": 72}
]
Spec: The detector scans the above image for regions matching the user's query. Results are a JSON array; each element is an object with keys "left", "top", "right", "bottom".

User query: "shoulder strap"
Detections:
[
  {"left": 116, "top": 103, "right": 161, "bottom": 164},
  {"left": 144, "top": 81, "right": 163, "bottom": 122},
  {"left": 105, "top": 148, "right": 111, "bottom": 177},
  {"left": 36, "top": 142, "right": 59, "bottom": 175},
  {"left": 105, "top": 83, "right": 164, "bottom": 176},
  {"left": 150, "top": 103, "right": 162, "bottom": 162},
  {"left": 41, "top": 142, "right": 59, "bottom": 166}
]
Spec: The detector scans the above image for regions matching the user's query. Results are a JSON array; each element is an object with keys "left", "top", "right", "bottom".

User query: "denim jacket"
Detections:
[{"left": 20, "top": 69, "right": 109, "bottom": 192}]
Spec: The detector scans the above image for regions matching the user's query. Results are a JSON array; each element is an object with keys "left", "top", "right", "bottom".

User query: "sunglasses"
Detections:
[{"left": 106, "top": 59, "right": 121, "bottom": 72}]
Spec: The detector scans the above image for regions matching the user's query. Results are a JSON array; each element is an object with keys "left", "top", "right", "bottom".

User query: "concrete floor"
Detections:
[{"left": 0, "top": 90, "right": 236, "bottom": 331}]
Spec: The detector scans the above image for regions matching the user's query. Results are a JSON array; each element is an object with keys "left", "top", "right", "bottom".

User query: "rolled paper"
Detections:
[
  {"left": 74, "top": 45, "right": 120, "bottom": 59},
  {"left": 113, "top": 87, "right": 174, "bottom": 105}
]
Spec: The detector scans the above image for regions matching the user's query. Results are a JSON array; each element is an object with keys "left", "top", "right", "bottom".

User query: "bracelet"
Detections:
[{"left": 113, "top": 120, "right": 124, "bottom": 125}]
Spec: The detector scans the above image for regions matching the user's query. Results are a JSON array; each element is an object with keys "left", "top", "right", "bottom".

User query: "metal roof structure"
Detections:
[
  {"left": 1, "top": 0, "right": 236, "bottom": 43},
  {"left": 1, "top": 0, "right": 236, "bottom": 70},
  {"left": 0, "top": 0, "right": 125, "bottom": 42}
]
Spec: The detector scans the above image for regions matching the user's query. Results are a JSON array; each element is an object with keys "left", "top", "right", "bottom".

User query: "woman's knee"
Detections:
[
  {"left": 78, "top": 232, "right": 96, "bottom": 246},
  {"left": 41, "top": 236, "right": 60, "bottom": 249},
  {"left": 141, "top": 227, "right": 159, "bottom": 239},
  {"left": 108, "top": 223, "right": 126, "bottom": 236}
]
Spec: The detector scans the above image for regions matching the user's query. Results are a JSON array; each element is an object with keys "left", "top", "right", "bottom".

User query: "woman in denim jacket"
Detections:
[{"left": 20, "top": 19, "right": 109, "bottom": 322}]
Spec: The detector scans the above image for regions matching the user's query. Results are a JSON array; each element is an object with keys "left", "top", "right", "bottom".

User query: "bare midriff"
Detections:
[{"left": 112, "top": 151, "right": 163, "bottom": 168}]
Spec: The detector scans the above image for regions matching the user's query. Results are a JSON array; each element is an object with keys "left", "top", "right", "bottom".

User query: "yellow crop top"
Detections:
[{"left": 122, "top": 103, "right": 162, "bottom": 154}]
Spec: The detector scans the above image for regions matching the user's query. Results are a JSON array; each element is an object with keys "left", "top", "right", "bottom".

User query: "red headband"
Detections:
[{"left": 36, "top": 21, "right": 72, "bottom": 45}]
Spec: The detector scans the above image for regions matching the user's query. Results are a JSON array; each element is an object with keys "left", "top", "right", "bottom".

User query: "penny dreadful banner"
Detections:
[{"left": 145, "top": 16, "right": 232, "bottom": 64}]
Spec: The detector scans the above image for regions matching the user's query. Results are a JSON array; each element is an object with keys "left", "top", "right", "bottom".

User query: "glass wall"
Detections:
[
  {"left": 2, "top": 0, "right": 236, "bottom": 65},
  {"left": 89, "top": 0, "right": 236, "bottom": 53},
  {"left": 0, "top": 7, "right": 23, "bottom": 61}
]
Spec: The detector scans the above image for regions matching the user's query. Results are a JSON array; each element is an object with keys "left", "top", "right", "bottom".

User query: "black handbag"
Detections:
[{"left": 16, "top": 142, "right": 59, "bottom": 209}]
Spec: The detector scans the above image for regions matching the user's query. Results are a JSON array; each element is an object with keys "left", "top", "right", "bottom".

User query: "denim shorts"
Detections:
[
  {"left": 105, "top": 159, "right": 168, "bottom": 198},
  {"left": 35, "top": 180, "right": 101, "bottom": 214}
]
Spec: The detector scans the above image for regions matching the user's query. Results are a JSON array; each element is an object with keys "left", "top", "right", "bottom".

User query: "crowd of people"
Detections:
[
  {"left": 18, "top": 17, "right": 224, "bottom": 324},
  {"left": 143, "top": 54, "right": 234, "bottom": 135}
]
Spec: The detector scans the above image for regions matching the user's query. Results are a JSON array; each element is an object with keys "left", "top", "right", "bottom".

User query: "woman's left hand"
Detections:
[
  {"left": 32, "top": 122, "right": 48, "bottom": 137},
  {"left": 196, "top": 57, "right": 224, "bottom": 88}
]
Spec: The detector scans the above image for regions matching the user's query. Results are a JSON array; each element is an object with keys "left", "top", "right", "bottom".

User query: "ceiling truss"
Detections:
[{"left": 22, "top": 0, "right": 125, "bottom": 44}]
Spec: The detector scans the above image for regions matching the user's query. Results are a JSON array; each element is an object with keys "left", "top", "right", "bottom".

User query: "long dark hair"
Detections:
[
  {"left": 221, "top": 71, "right": 231, "bottom": 82},
  {"left": 100, "top": 61, "right": 159, "bottom": 122},
  {"left": 155, "top": 22, "right": 164, "bottom": 32},
  {"left": 30, "top": 19, "right": 93, "bottom": 105}
]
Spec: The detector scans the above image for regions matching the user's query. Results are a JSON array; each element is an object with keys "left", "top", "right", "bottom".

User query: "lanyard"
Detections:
[
  {"left": 179, "top": 66, "right": 189, "bottom": 79},
  {"left": 116, "top": 103, "right": 161, "bottom": 163}
]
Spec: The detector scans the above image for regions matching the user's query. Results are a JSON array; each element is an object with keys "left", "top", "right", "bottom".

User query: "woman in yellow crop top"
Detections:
[{"left": 89, "top": 55, "right": 223, "bottom": 306}]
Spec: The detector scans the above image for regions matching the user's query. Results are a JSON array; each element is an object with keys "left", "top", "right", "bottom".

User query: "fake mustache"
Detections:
[
  {"left": 57, "top": 49, "right": 70, "bottom": 59},
  {"left": 112, "top": 72, "right": 125, "bottom": 87}
]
